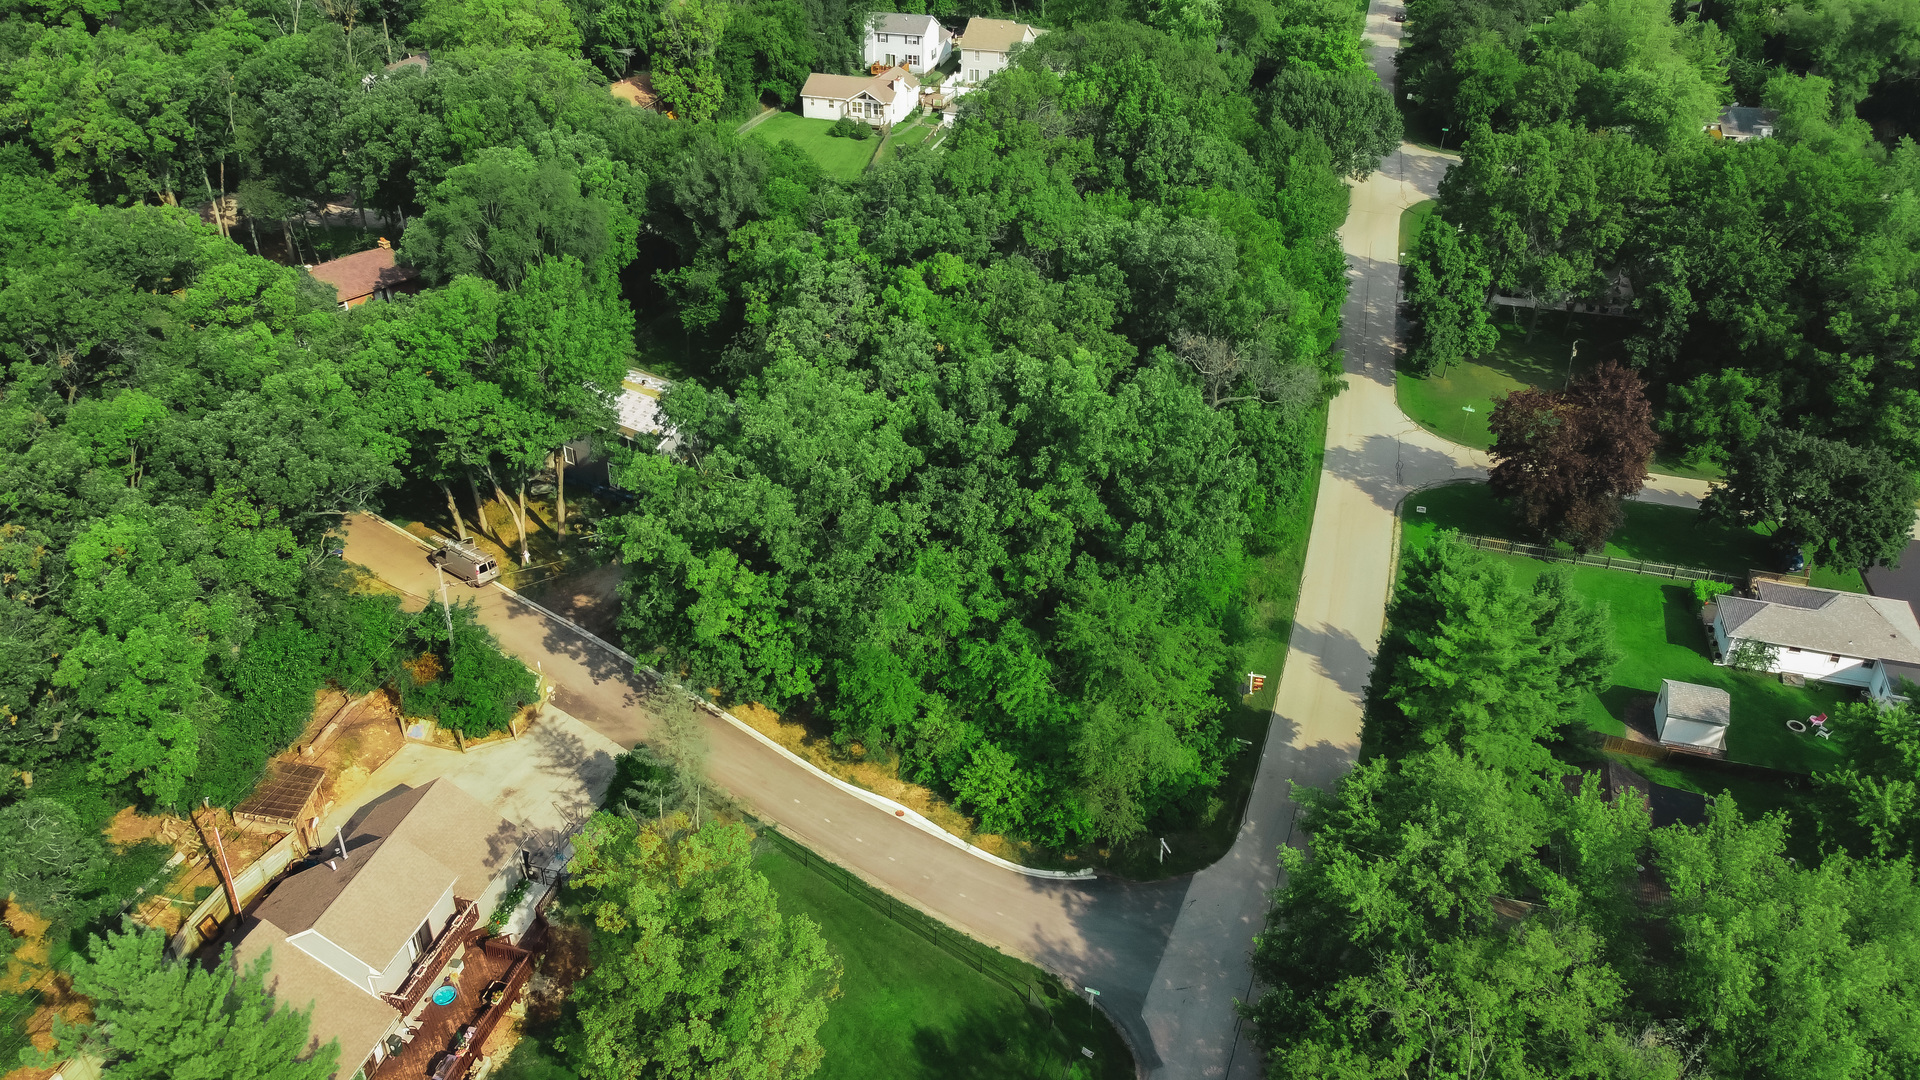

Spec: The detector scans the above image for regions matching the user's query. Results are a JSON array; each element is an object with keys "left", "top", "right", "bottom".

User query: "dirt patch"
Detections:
[
  {"left": 724, "top": 702, "right": 1040, "bottom": 866},
  {"left": 523, "top": 921, "right": 590, "bottom": 1026},
  {"left": 306, "top": 691, "right": 406, "bottom": 816},
  {"left": 1619, "top": 694, "right": 1660, "bottom": 744},
  {"left": 0, "top": 903, "right": 89, "bottom": 1080}
]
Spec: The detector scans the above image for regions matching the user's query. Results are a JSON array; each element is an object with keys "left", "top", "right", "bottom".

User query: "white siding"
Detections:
[
  {"left": 801, "top": 95, "right": 842, "bottom": 121},
  {"left": 369, "top": 884, "right": 458, "bottom": 995},
  {"left": 1659, "top": 716, "right": 1728, "bottom": 751},
  {"left": 1715, "top": 612, "right": 1876, "bottom": 687},
  {"left": 863, "top": 16, "right": 947, "bottom": 72}
]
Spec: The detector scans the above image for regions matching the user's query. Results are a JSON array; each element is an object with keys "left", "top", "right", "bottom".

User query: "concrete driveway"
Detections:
[{"left": 318, "top": 704, "right": 623, "bottom": 856}]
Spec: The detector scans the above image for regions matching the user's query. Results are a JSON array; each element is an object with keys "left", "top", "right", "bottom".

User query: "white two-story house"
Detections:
[
  {"left": 1711, "top": 580, "right": 1920, "bottom": 702},
  {"left": 863, "top": 13, "right": 951, "bottom": 74},
  {"left": 951, "top": 17, "right": 1038, "bottom": 89}
]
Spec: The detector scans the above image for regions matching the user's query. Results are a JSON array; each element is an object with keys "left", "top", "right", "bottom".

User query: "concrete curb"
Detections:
[{"left": 362, "top": 514, "right": 1093, "bottom": 881}]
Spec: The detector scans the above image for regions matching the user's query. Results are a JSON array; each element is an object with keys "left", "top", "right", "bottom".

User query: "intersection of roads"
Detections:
[{"left": 338, "top": 5, "right": 1717, "bottom": 1073}]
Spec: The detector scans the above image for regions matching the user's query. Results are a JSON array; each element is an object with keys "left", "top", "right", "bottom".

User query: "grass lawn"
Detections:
[
  {"left": 749, "top": 111, "right": 878, "bottom": 181},
  {"left": 754, "top": 842, "right": 1129, "bottom": 1080},
  {"left": 1399, "top": 199, "right": 1436, "bottom": 259},
  {"left": 1403, "top": 481, "right": 1870, "bottom": 589},
  {"left": 1399, "top": 491, "right": 1857, "bottom": 775},
  {"left": 1396, "top": 314, "right": 1632, "bottom": 449},
  {"left": 876, "top": 113, "right": 942, "bottom": 164}
]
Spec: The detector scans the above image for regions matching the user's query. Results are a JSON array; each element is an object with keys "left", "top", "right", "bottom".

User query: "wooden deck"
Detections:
[{"left": 372, "top": 925, "right": 531, "bottom": 1079}]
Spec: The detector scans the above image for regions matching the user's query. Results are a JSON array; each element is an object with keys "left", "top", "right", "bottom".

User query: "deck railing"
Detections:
[{"left": 384, "top": 900, "right": 478, "bottom": 1013}]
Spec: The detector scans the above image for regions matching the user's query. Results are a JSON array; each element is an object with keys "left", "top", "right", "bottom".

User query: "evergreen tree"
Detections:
[
  {"left": 1365, "top": 537, "right": 1617, "bottom": 774},
  {"left": 35, "top": 923, "right": 338, "bottom": 1080}
]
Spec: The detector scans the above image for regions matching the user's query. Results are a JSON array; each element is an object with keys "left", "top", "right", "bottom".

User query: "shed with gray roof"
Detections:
[{"left": 1654, "top": 679, "right": 1732, "bottom": 752}]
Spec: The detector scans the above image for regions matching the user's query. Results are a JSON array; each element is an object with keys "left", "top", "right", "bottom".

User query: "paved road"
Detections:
[
  {"left": 1133, "top": 3, "right": 1714, "bottom": 1076},
  {"left": 340, "top": 14, "right": 1721, "bottom": 1068},
  {"left": 340, "top": 515, "right": 1187, "bottom": 1067}
]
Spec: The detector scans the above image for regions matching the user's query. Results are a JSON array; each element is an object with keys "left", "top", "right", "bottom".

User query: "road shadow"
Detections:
[
  {"left": 998, "top": 872, "right": 1187, "bottom": 1071},
  {"left": 1322, "top": 435, "right": 1470, "bottom": 513}
]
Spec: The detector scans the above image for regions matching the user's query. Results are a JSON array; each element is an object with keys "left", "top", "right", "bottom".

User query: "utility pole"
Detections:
[
  {"left": 434, "top": 561, "right": 456, "bottom": 663},
  {"left": 1565, "top": 339, "right": 1583, "bottom": 390}
]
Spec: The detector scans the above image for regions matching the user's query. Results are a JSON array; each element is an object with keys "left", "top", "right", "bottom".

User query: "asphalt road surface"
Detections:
[
  {"left": 340, "top": 6, "right": 1721, "bottom": 1065},
  {"left": 341, "top": 515, "right": 1187, "bottom": 1067}
]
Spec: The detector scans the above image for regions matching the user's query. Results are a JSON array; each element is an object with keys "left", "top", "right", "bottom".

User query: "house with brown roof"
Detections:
[
  {"left": 800, "top": 65, "right": 920, "bottom": 124},
  {"left": 305, "top": 239, "right": 418, "bottom": 310},
  {"left": 233, "top": 779, "right": 522, "bottom": 1079},
  {"left": 952, "top": 17, "right": 1038, "bottom": 89},
  {"left": 1712, "top": 580, "right": 1920, "bottom": 702}
]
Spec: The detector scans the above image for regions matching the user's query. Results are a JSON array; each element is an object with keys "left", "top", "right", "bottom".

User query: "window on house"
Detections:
[
  {"left": 908, "top": 34, "right": 920, "bottom": 43},
  {"left": 886, "top": 52, "right": 895, "bottom": 66},
  {"left": 906, "top": 54, "right": 919, "bottom": 66},
  {"left": 410, "top": 919, "right": 433, "bottom": 960},
  {"left": 969, "top": 69, "right": 980, "bottom": 82},
  {"left": 1830, "top": 654, "right": 1842, "bottom": 663},
  {"left": 1787, "top": 646, "right": 1802, "bottom": 653}
]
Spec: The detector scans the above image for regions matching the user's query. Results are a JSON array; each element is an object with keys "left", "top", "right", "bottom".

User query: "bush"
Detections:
[
  {"left": 849, "top": 122, "right": 874, "bottom": 141},
  {"left": 827, "top": 116, "right": 857, "bottom": 138},
  {"left": 1692, "top": 579, "right": 1735, "bottom": 607}
]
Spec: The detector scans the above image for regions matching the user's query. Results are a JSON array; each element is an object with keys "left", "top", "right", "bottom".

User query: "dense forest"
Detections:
[
  {"left": 0, "top": 0, "right": 1389, "bottom": 917},
  {"left": 1401, "top": 0, "right": 1920, "bottom": 566}
]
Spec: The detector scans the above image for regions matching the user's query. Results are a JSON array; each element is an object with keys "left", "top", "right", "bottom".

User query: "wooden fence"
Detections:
[
  {"left": 168, "top": 829, "right": 308, "bottom": 959},
  {"left": 1462, "top": 535, "right": 1744, "bottom": 586}
]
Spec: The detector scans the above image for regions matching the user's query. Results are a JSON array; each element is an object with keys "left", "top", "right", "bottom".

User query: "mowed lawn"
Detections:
[
  {"left": 1404, "top": 481, "right": 1869, "bottom": 591},
  {"left": 1400, "top": 491, "right": 1854, "bottom": 775},
  {"left": 754, "top": 844, "right": 1129, "bottom": 1080},
  {"left": 1396, "top": 316, "right": 1629, "bottom": 448},
  {"left": 749, "top": 111, "right": 877, "bottom": 181},
  {"left": 1393, "top": 311, "right": 1722, "bottom": 479}
]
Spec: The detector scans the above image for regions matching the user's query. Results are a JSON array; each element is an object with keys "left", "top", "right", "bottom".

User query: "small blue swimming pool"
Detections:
[{"left": 431, "top": 985, "right": 457, "bottom": 1006}]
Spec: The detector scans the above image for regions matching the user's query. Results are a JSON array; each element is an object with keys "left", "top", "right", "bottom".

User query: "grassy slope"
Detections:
[
  {"left": 876, "top": 113, "right": 941, "bottom": 164},
  {"left": 1398, "top": 199, "right": 1435, "bottom": 259},
  {"left": 749, "top": 112, "right": 877, "bottom": 181},
  {"left": 493, "top": 840, "right": 1130, "bottom": 1080},
  {"left": 754, "top": 844, "right": 1128, "bottom": 1080}
]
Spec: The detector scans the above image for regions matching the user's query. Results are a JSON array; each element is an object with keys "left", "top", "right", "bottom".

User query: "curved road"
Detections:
[{"left": 339, "top": 6, "right": 1715, "bottom": 1074}]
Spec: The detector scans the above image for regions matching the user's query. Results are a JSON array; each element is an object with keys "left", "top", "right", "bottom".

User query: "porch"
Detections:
[{"left": 371, "top": 924, "right": 539, "bottom": 1079}]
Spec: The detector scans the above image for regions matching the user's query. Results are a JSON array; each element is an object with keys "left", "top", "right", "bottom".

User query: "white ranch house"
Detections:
[
  {"left": 1712, "top": 580, "right": 1920, "bottom": 702},
  {"left": 952, "top": 17, "right": 1038, "bottom": 89},
  {"left": 864, "top": 13, "right": 952, "bottom": 74},
  {"left": 800, "top": 66, "right": 919, "bottom": 124}
]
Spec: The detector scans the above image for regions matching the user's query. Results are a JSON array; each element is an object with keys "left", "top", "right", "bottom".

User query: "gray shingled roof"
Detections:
[
  {"left": 1663, "top": 680, "right": 1731, "bottom": 726},
  {"left": 871, "top": 12, "right": 940, "bottom": 36},
  {"left": 1719, "top": 581, "right": 1920, "bottom": 663}
]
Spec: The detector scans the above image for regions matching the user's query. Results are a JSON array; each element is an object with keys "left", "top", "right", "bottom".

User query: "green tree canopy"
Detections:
[{"left": 564, "top": 813, "right": 840, "bottom": 1079}]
